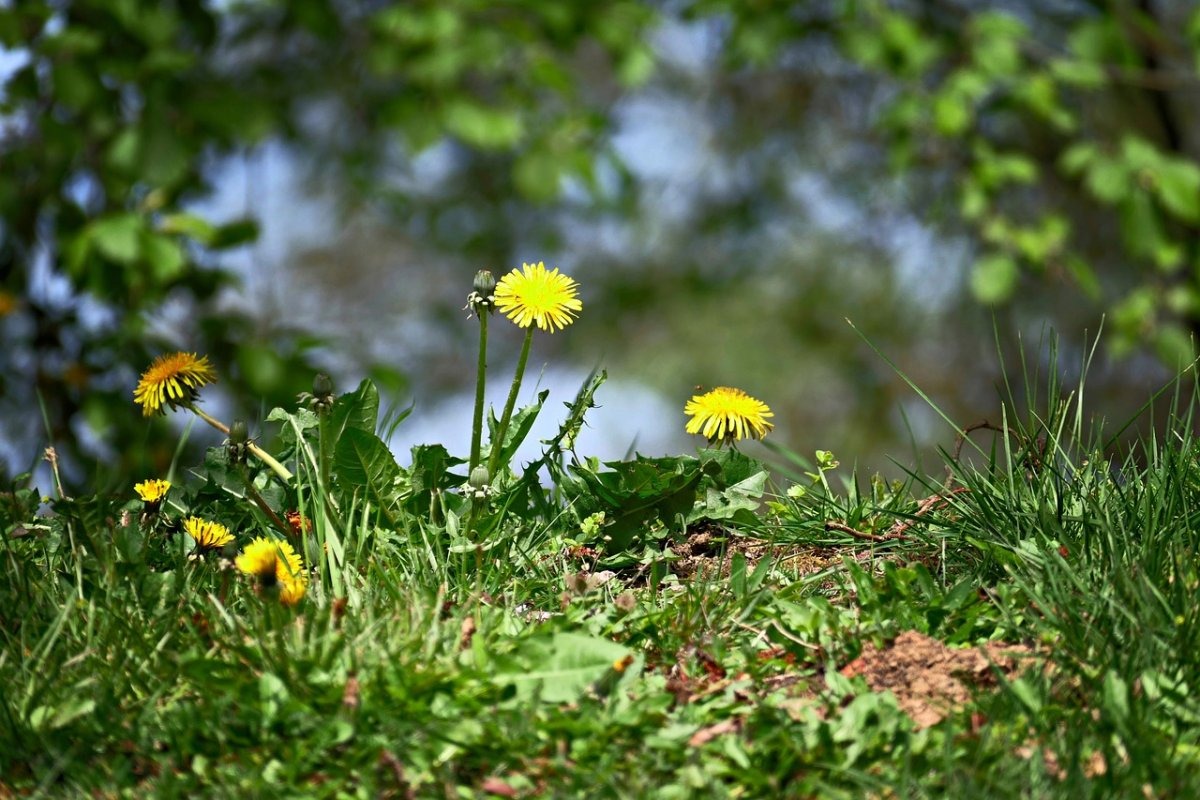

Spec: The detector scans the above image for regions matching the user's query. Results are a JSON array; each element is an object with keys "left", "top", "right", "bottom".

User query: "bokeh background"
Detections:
[{"left": 3, "top": 0, "right": 1198, "bottom": 491}]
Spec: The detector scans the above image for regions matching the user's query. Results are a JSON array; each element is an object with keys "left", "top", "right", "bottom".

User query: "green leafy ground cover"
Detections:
[{"left": 5, "top": 350, "right": 1200, "bottom": 798}]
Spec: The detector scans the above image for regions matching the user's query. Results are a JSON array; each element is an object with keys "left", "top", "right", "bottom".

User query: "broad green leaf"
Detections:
[
  {"left": 334, "top": 428, "right": 402, "bottom": 513},
  {"left": 1155, "top": 163, "right": 1200, "bottom": 223},
  {"left": 29, "top": 697, "right": 96, "bottom": 733},
  {"left": 89, "top": 214, "right": 143, "bottom": 265},
  {"left": 689, "top": 470, "right": 768, "bottom": 525},
  {"left": 489, "top": 390, "right": 548, "bottom": 473},
  {"left": 140, "top": 232, "right": 186, "bottom": 282},
  {"left": 443, "top": 100, "right": 524, "bottom": 149},
  {"left": 330, "top": 379, "right": 381, "bottom": 439},
  {"left": 494, "top": 632, "right": 629, "bottom": 703},
  {"left": 1058, "top": 141, "right": 1097, "bottom": 175},
  {"left": 1084, "top": 157, "right": 1129, "bottom": 204},
  {"left": 160, "top": 213, "right": 217, "bottom": 245},
  {"left": 969, "top": 253, "right": 1018, "bottom": 304}
]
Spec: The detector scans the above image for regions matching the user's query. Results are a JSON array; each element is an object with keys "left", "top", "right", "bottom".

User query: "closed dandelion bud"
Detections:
[
  {"left": 300, "top": 372, "right": 336, "bottom": 413},
  {"left": 467, "top": 270, "right": 496, "bottom": 316},
  {"left": 474, "top": 270, "right": 496, "bottom": 297},
  {"left": 469, "top": 465, "right": 490, "bottom": 490},
  {"left": 468, "top": 465, "right": 491, "bottom": 501},
  {"left": 227, "top": 419, "right": 250, "bottom": 465}
]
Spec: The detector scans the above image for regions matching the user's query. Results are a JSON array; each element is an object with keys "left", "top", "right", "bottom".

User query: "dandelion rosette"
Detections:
[
  {"left": 183, "top": 517, "right": 235, "bottom": 551},
  {"left": 133, "top": 352, "right": 217, "bottom": 416},
  {"left": 684, "top": 386, "right": 774, "bottom": 444},
  {"left": 236, "top": 537, "right": 308, "bottom": 605},
  {"left": 493, "top": 261, "right": 582, "bottom": 332},
  {"left": 134, "top": 479, "right": 171, "bottom": 504}
]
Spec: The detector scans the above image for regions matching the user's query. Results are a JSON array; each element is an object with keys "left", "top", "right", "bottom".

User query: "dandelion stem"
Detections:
[
  {"left": 470, "top": 311, "right": 489, "bottom": 471},
  {"left": 488, "top": 327, "right": 534, "bottom": 478},
  {"left": 239, "top": 466, "right": 293, "bottom": 538},
  {"left": 188, "top": 405, "right": 294, "bottom": 484}
]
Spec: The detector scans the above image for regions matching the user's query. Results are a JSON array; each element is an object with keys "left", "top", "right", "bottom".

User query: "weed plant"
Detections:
[{"left": 2, "top": 270, "right": 1199, "bottom": 798}]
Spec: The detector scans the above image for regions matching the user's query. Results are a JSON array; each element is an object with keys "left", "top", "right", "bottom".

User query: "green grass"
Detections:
[{"left": 5, "top": 362, "right": 1200, "bottom": 798}]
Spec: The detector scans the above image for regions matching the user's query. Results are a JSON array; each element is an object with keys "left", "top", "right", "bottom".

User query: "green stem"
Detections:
[
  {"left": 487, "top": 327, "right": 534, "bottom": 478},
  {"left": 239, "top": 466, "right": 293, "bottom": 538},
  {"left": 318, "top": 411, "right": 332, "bottom": 490},
  {"left": 189, "top": 405, "right": 294, "bottom": 484},
  {"left": 469, "top": 311, "right": 489, "bottom": 471}
]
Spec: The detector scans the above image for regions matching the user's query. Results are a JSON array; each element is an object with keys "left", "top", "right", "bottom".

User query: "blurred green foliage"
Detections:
[
  {"left": 0, "top": 0, "right": 655, "bottom": 488},
  {"left": 6, "top": 0, "right": 1200, "bottom": 489},
  {"left": 704, "top": 0, "right": 1200, "bottom": 363}
]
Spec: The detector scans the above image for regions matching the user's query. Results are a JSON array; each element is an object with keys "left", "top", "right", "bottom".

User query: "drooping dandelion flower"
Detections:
[
  {"left": 236, "top": 537, "right": 307, "bottom": 606},
  {"left": 183, "top": 517, "right": 234, "bottom": 551},
  {"left": 133, "top": 352, "right": 217, "bottom": 416},
  {"left": 134, "top": 478, "right": 171, "bottom": 505},
  {"left": 684, "top": 386, "right": 774, "bottom": 444},
  {"left": 493, "top": 261, "right": 582, "bottom": 332}
]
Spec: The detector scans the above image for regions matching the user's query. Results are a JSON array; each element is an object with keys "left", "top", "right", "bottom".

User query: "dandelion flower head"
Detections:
[
  {"left": 183, "top": 517, "right": 234, "bottom": 551},
  {"left": 236, "top": 537, "right": 307, "bottom": 605},
  {"left": 133, "top": 352, "right": 217, "bottom": 416},
  {"left": 134, "top": 479, "right": 171, "bottom": 504},
  {"left": 493, "top": 261, "right": 582, "bottom": 332},
  {"left": 684, "top": 386, "right": 774, "bottom": 444}
]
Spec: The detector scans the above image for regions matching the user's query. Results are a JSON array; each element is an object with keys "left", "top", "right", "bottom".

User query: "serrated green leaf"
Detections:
[
  {"left": 494, "top": 632, "right": 629, "bottom": 703},
  {"left": 331, "top": 379, "right": 381, "bottom": 439},
  {"left": 334, "top": 428, "right": 402, "bottom": 514}
]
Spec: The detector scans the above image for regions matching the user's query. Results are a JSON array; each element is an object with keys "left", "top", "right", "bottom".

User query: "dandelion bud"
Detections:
[
  {"left": 467, "top": 465, "right": 491, "bottom": 501},
  {"left": 469, "top": 465, "right": 490, "bottom": 490},
  {"left": 466, "top": 270, "right": 496, "bottom": 316},
  {"left": 230, "top": 420, "right": 248, "bottom": 444},
  {"left": 300, "top": 373, "right": 336, "bottom": 414},
  {"left": 473, "top": 270, "right": 496, "bottom": 297},
  {"left": 227, "top": 420, "right": 250, "bottom": 465}
]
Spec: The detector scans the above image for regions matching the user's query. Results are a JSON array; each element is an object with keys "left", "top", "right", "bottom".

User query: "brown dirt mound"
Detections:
[{"left": 840, "top": 629, "right": 1033, "bottom": 729}]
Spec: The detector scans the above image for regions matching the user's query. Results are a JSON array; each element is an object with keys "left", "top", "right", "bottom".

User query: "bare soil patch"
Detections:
[{"left": 839, "top": 629, "right": 1034, "bottom": 728}]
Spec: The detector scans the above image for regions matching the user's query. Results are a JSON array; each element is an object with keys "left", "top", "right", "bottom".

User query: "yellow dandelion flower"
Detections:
[
  {"left": 134, "top": 478, "right": 171, "bottom": 504},
  {"left": 236, "top": 537, "right": 307, "bottom": 605},
  {"left": 493, "top": 261, "right": 582, "bottom": 332},
  {"left": 133, "top": 352, "right": 217, "bottom": 416},
  {"left": 183, "top": 517, "right": 234, "bottom": 551},
  {"left": 278, "top": 574, "right": 307, "bottom": 606},
  {"left": 684, "top": 386, "right": 774, "bottom": 444}
]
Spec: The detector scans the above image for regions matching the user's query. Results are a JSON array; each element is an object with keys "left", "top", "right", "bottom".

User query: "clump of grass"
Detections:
[{"left": 4, "top": 277, "right": 1199, "bottom": 797}]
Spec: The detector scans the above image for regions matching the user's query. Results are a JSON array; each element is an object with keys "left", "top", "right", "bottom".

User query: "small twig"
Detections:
[
  {"left": 951, "top": 420, "right": 1009, "bottom": 463},
  {"left": 887, "top": 486, "right": 971, "bottom": 538},
  {"left": 825, "top": 486, "right": 972, "bottom": 544},
  {"left": 43, "top": 447, "right": 69, "bottom": 501},
  {"left": 824, "top": 520, "right": 904, "bottom": 543}
]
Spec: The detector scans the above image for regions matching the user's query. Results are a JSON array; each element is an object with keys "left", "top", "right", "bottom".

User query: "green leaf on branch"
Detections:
[
  {"left": 443, "top": 100, "right": 525, "bottom": 149},
  {"left": 970, "top": 253, "right": 1019, "bottom": 304}
]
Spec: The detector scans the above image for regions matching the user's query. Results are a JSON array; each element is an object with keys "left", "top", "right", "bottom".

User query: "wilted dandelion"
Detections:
[
  {"left": 133, "top": 352, "right": 216, "bottom": 416},
  {"left": 684, "top": 386, "right": 774, "bottom": 444},
  {"left": 183, "top": 517, "right": 234, "bottom": 551},
  {"left": 494, "top": 261, "right": 582, "bottom": 332},
  {"left": 236, "top": 537, "right": 307, "bottom": 605}
]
